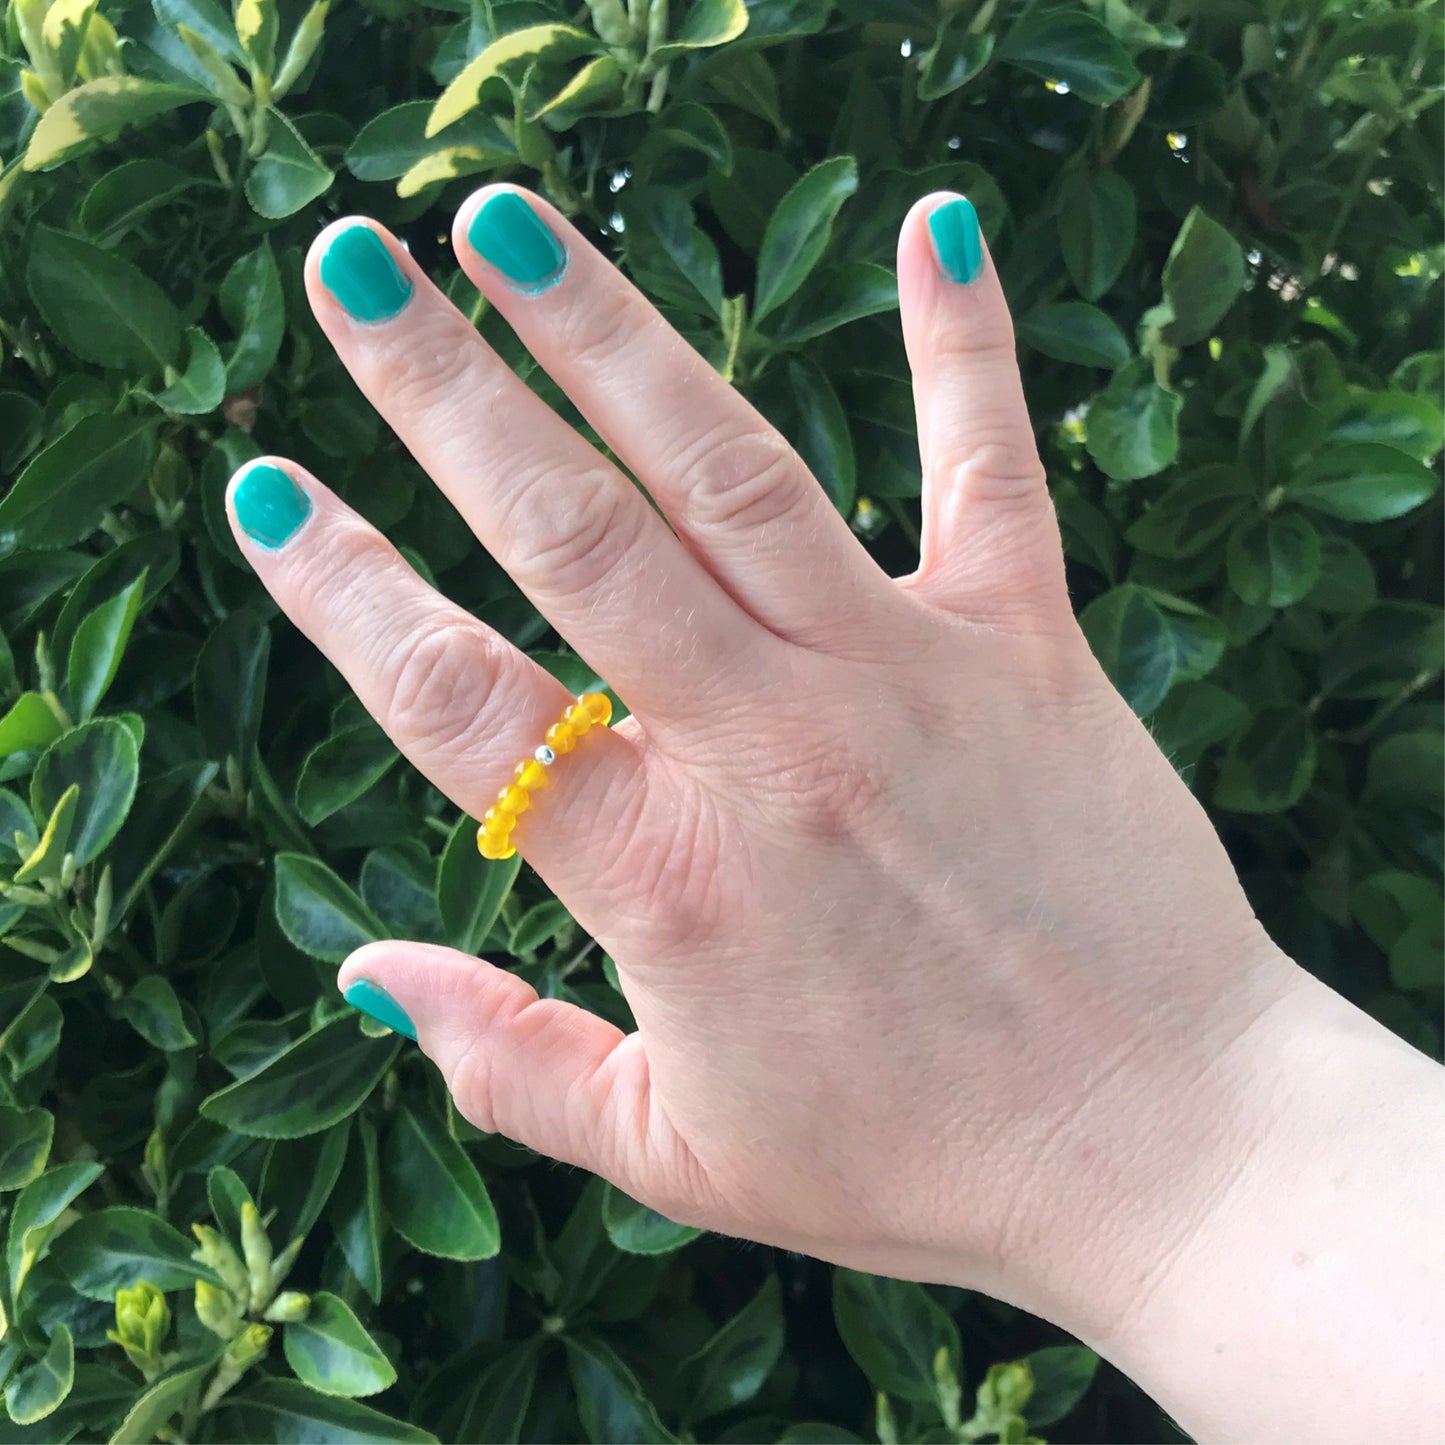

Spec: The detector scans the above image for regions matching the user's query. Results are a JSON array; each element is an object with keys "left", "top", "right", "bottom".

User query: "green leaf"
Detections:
[
  {"left": 1057, "top": 169, "right": 1135, "bottom": 300},
  {"left": 201, "top": 1017, "right": 400, "bottom": 1138},
  {"left": 785, "top": 357, "right": 856, "bottom": 513},
  {"left": 382, "top": 1105, "right": 500, "bottom": 1261},
  {"left": 6, "top": 1161, "right": 104, "bottom": 1301},
  {"left": 1214, "top": 706, "right": 1317, "bottom": 813},
  {"left": 427, "top": 25, "right": 598, "bottom": 136},
  {"left": 437, "top": 814, "right": 521, "bottom": 953},
  {"left": 220, "top": 241, "right": 285, "bottom": 391},
  {"left": 262, "top": 1124, "right": 351, "bottom": 1244},
  {"left": 1148, "top": 681, "right": 1248, "bottom": 777},
  {"left": 651, "top": 0, "right": 749, "bottom": 64},
  {"left": 687, "top": 1276, "right": 784, "bottom": 1421},
  {"left": 1321, "top": 604, "right": 1443, "bottom": 700},
  {"left": 918, "top": 23, "right": 994, "bottom": 102},
  {"left": 601, "top": 1183, "right": 702, "bottom": 1256},
  {"left": 0, "top": 391, "right": 42, "bottom": 474},
  {"left": 245, "top": 111, "right": 334, "bottom": 219},
  {"left": 345, "top": 101, "right": 512, "bottom": 182},
  {"left": 1015, "top": 301, "right": 1129, "bottom": 368},
  {"left": 50, "top": 1205, "right": 217, "bottom": 1298},
  {"left": 1084, "top": 357, "right": 1181, "bottom": 480},
  {"left": 78, "top": 159, "right": 200, "bottom": 243},
  {"left": 330, "top": 1118, "right": 383, "bottom": 1303},
  {"left": 13, "top": 785, "right": 79, "bottom": 887},
  {"left": 624, "top": 187, "right": 724, "bottom": 320},
  {"left": 295, "top": 722, "right": 400, "bottom": 826},
  {"left": 1023, "top": 1345, "right": 1099, "bottom": 1427},
  {"left": 1158, "top": 206, "right": 1246, "bottom": 347},
  {"left": 155, "top": 326, "right": 225, "bottom": 414},
  {"left": 3, "top": 1325, "right": 73, "bottom": 1426},
  {"left": 1286, "top": 442, "right": 1440, "bottom": 521},
  {"left": 0, "top": 1106, "right": 53, "bottom": 1191},
  {"left": 274, "top": 854, "right": 386, "bottom": 963},
  {"left": 531, "top": 54, "right": 625, "bottom": 122},
  {"left": 753, "top": 156, "right": 859, "bottom": 323},
  {"left": 508, "top": 899, "right": 572, "bottom": 955},
  {"left": 31, "top": 718, "right": 140, "bottom": 865},
  {"left": 997, "top": 8, "right": 1140, "bottom": 104},
  {"left": 109, "top": 1363, "right": 211, "bottom": 1445},
  {"left": 832, "top": 1269, "right": 962, "bottom": 1405},
  {"left": 23, "top": 77, "right": 201, "bottom": 170},
  {"left": 194, "top": 609, "right": 270, "bottom": 775},
  {"left": 216, "top": 1379, "right": 437, "bottom": 1443},
  {"left": 1079, "top": 585, "right": 1225, "bottom": 715},
  {"left": 1364, "top": 732, "right": 1444, "bottom": 817},
  {"left": 26, "top": 227, "right": 183, "bottom": 376},
  {"left": 1329, "top": 387, "right": 1445, "bottom": 463},
  {"left": 564, "top": 1335, "right": 673, "bottom": 1444},
  {"left": 67, "top": 574, "right": 146, "bottom": 723},
  {"left": 283, "top": 1292, "right": 397, "bottom": 1398},
  {"left": 235, "top": 0, "right": 279, "bottom": 75},
  {"left": 763, "top": 261, "right": 898, "bottom": 345},
  {"left": 0, "top": 414, "right": 156, "bottom": 550},
  {"left": 1124, "top": 465, "right": 1252, "bottom": 558},
  {"left": 120, "top": 976, "right": 197, "bottom": 1051},
  {"left": 1226, "top": 512, "right": 1321, "bottom": 607},
  {"left": 361, "top": 844, "right": 446, "bottom": 944},
  {"left": 0, "top": 694, "right": 65, "bottom": 759}
]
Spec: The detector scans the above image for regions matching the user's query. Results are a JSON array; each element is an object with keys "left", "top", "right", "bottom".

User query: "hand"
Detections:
[{"left": 228, "top": 188, "right": 1295, "bottom": 1351}]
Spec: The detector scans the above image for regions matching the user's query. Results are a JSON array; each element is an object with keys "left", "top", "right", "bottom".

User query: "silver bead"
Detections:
[{"left": 534, "top": 745, "right": 556, "bottom": 766}]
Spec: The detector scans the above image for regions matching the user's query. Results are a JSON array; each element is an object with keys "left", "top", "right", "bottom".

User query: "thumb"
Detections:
[
  {"left": 338, "top": 941, "right": 700, "bottom": 1216},
  {"left": 897, "top": 191, "right": 1069, "bottom": 627}
]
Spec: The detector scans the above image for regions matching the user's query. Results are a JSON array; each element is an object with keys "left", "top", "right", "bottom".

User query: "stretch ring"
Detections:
[{"left": 476, "top": 692, "right": 614, "bottom": 860}]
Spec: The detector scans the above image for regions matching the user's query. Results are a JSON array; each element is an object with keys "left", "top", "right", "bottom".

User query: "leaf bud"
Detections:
[
  {"left": 240, "top": 1202, "right": 274, "bottom": 1311},
  {"left": 190, "top": 1223, "right": 250, "bottom": 1301},
  {"left": 262, "top": 1290, "right": 311, "bottom": 1322},
  {"left": 194, "top": 1279, "right": 242, "bottom": 1339},
  {"left": 272, "top": 0, "right": 328, "bottom": 99}
]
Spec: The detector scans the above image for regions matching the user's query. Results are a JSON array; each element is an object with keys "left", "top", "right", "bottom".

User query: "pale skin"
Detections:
[{"left": 227, "top": 188, "right": 1445, "bottom": 1443}]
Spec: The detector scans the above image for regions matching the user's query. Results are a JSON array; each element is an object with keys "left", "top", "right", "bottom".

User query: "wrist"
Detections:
[{"left": 1081, "top": 961, "right": 1445, "bottom": 1442}]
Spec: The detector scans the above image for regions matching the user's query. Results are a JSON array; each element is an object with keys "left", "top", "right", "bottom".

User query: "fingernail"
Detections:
[
  {"left": 468, "top": 191, "right": 567, "bottom": 295},
  {"left": 929, "top": 197, "right": 983, "bottom": 285},
  {"left": 343, "top": 980, "right": 417, "bottom": 1041},
  {"left": 319, "top": 223, "right": 413, "bottom": 323},
  {"left": 232, "top": 463, "right": 312, "bottom": 549}
]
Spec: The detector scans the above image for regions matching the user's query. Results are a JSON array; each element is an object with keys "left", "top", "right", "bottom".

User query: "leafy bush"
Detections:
[{"left": 0, "top": 0, "right": 1440, "bottom": 1439}]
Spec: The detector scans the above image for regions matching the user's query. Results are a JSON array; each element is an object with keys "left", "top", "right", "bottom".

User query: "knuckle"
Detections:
[
  {"left": 672, "top": 422, "right": 808, "bottom": 536},
  {"left": 370, "top": 314, "right": 479, "bottom": 419},
  {"left": 554, "top": 285, "right": 643, "bottom": 376},
  {"left": 382, "top": 619, "right": 500, "bottom": 760},
  {"left": 500, "top": 471, "right": 640, "bottom": 597},
  {"left": 947, "top": 434, "right": 1047, "bottom": 503}
]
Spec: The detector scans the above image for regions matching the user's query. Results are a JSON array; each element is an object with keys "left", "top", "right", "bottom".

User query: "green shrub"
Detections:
[{"left": 0, "top": 0, "right": 1440, "bottom": 1439}]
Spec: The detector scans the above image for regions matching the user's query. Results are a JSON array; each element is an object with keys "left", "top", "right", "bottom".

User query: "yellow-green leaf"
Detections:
[{"left": 426, "top": 24, "right": 597, "bottom": 137}]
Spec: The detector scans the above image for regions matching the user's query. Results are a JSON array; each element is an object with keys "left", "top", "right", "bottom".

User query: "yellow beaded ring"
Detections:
[{"left": 476, "top": 692, "right": 613, "bottom": 860}]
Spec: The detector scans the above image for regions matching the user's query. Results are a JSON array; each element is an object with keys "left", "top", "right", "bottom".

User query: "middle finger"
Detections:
[{"left": 305, "top": 218, "right": 766, "bottom": 721}]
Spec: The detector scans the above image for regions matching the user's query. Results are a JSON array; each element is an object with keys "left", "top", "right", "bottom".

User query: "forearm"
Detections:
[{"left": 1094, "top": 964, "right": 1445, "bottom": 1443}]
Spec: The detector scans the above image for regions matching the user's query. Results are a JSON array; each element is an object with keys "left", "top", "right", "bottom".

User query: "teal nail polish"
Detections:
[
  {"left": 319, "top": 224, "right": 413, "bottom": 322},
  {"left": 232, "top": 463, "right": 311, "bottom": 549},
  {"left": 344, "top": 980, "right": 417, "bottom": 1041},
  {"left": 929, "top": 197, "right": 983, "bottom": 284},
  {"left": 468, "top": 192, "right": 567, "bottom": 295}
]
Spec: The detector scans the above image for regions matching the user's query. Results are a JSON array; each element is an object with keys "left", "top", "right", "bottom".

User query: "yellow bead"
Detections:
[
  {"left": 480, "top": 807, "right": 514, "bottom": 837},
  {"left": 496, "top": 784, "right": 530, "bottom": 816},
  {"left": 563, "top": 703, "right": 593, "bottom": 737},
  {"left": 583, "top": 692, "right": 612, "bottom": 725},
  {"left": 514, "top": 759, "right": 549, "bottom": 791},
  {"left": 544, "top": 722, "right": 576, "bottom": 755},
  {"left": 477, "top": 830, "right": 516, "bottom": 861}
]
